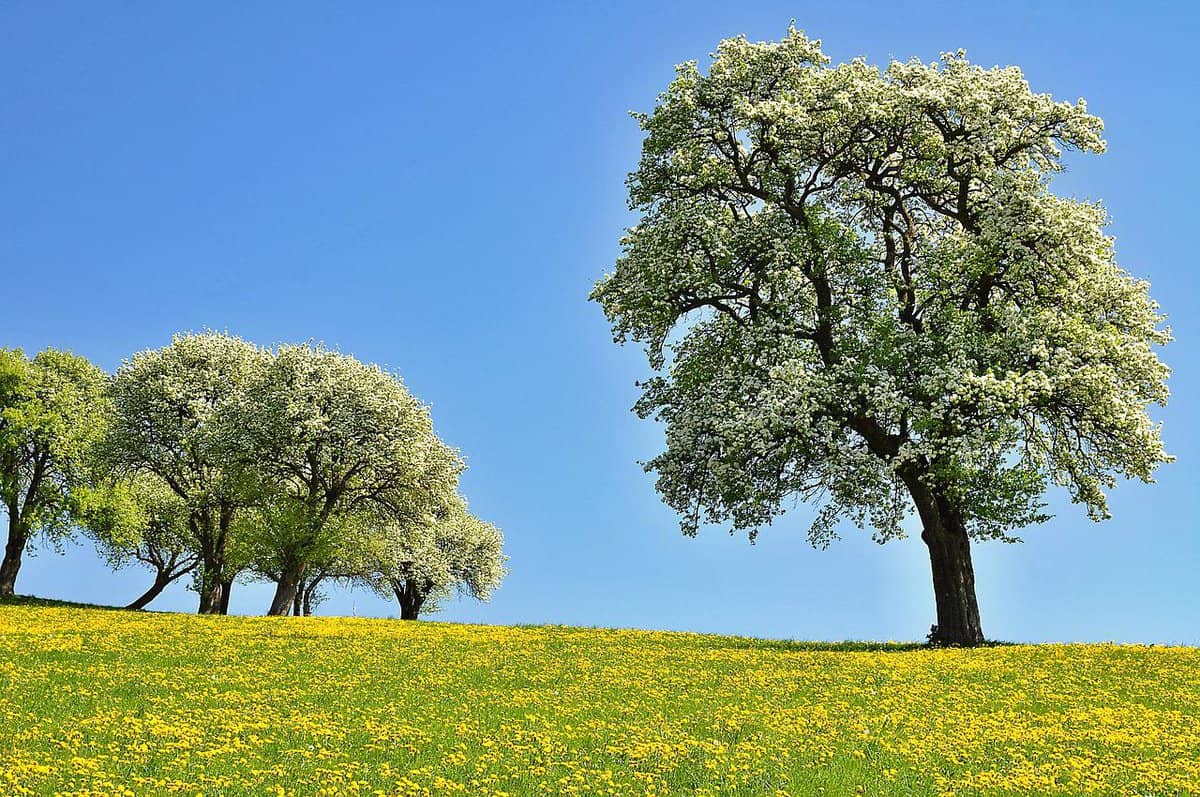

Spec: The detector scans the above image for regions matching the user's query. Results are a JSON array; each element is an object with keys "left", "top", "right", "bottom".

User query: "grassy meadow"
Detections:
[{"left": 1, "top": 602, "right": 1198, "bottom": 796}]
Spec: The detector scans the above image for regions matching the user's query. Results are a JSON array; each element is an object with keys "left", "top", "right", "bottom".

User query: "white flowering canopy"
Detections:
[
  {"left": 104, "top": 333, "right": 269, "bottom": 611},
  {"left": 593, "top": 28, "right": 1170, "bottom": 547},
  {"left": 235, "top": 343, "right": 465, "bottom": 614},
  {"left": 358, "top": 499, "right": 507, "bottom": 616},
  {"left": 106, "top": 332, "right": 267, "bottom": 515}
]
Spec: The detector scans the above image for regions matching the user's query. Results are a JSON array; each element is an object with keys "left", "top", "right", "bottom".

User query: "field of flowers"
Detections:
[{"left": 1, "top": 603, "right": 1198, "bottom": 796}]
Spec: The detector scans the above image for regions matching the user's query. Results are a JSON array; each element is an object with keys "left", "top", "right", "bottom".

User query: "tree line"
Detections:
[{"left": 0, "top": 332, "right": 505, "bottom": 618}]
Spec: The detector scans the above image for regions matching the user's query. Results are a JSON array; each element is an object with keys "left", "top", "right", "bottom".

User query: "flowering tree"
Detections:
[
  {"left": 357, "top": 500, "right": 506, "bottom": 620},
  {"left": 592, "top": 29, "right": 1171, "bottom": 645},
  {"left": 80, "top": 476, "right": 199, "bottom": 610},
  {"left": 239, "top": 344, "right": 462, "bottom": 616},
  {"left": 236, "top": 498, "right": 373, "bottom": 616},
  {"left": 104, "top": 333, "right": 266, "bottom": 614},
  {"left": 0, "top": 348, "right": 110, "bottom": 597}
]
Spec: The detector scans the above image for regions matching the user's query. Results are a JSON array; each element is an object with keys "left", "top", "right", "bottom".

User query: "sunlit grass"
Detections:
[{"left": 1, "top": 603, "right": 1197, "bottom": 795}]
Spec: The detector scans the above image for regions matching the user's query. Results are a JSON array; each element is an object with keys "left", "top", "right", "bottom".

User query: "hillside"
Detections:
[{"left": 1, "top": 604, "right": 1197, "bottom": 796}]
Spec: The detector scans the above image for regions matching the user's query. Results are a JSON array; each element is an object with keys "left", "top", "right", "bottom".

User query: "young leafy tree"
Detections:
[
  {"left": 360, "top": 500, "right": 506, "bottom": 620},
  {"left": 0, "top": 348, "right": 110, "bottom": 598},
  {"left": 80, "top": 477, "right": 199, "bottom": 610},
  {"left": 592, "top": 29, "right": 1171, "bottom": 645},
  {"left": 237, "top": 497, "right": 366, "bottom": 615},
  {"left": 289, "top": 550, "right": 358, "bottom": 616},
  {"left": 212, "top": 514, "right": 260, "bottom": 615},
  {"left": 292, "top": 566, "right": 331, "bottom": 616},
  {"left": 103, "top": 332, "right": 266, "bottom": 614},
  {"left": 239, "top": 344, "right": 462, "bottom": 616}
]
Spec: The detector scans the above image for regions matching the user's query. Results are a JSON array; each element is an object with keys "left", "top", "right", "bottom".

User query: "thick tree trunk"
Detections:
[
  {"left": 904, "top": 476, "right": 985, "bottom": 646},
  {"left": 291, "top": 579, "right": 304, "bottom": 617},
  {"left": 196, "top": 564, "right": 223, "bottom": 614},
  {"left": 192, "top": 509, "right": 228, "bottom": 615},
  {"left": 268, "top": 562, "right": 304, "bottom": 616},
  {"left": 392, "top": 580, "right": 424, "bottom": 621},
  {"left": 218, "top": 578, "right": 233, "bottom": 615},
  {"left": 921, "top": 505, "right": 984, "bottom": 646},
  {"left": 0, "top": 514, "right": 27, "bottom": 599},
  {"left": 126, "top": 570, "right": 172, "bottom": 610},
  {"left": 194, "top": 505, "right": 237, "bottom": 614}
]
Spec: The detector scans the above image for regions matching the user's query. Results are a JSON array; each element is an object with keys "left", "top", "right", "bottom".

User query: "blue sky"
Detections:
[{"left": 3, "top": 1, "right": 1197, "bottom": 643}]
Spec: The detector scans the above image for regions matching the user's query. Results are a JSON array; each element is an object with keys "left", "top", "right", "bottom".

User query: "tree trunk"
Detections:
[
  {"left": 268, "top": 562, "right": 304, "bottom": 616},
  {"left": 902, "top": 475, "right": 985, "bottom": 646},
  {"left": 0, "top": 514, "right": 27, "bottom": 599},
  {"left": 920, "top": 502, "right": 984, "bottom": 646},
  {"left": 301, "top": 577, "right": 320, "bottom": 616},
  {"left": 393, "top": 580, "right": 424, "bottom": 621},
  {"left": 196, "top": 564, "right": 223, "bottom": 614},
  {"left": 218, "top": 578, "right": 233, "bottom": 615},
  {"left": 126, "top": 570, "right": 172, "bottom": 610},
  {"left": 193, "top": 509, "right": 227, "bottom": 615},
  {"left": 291, "top": 578, "right": 304, "bottom": 617}
]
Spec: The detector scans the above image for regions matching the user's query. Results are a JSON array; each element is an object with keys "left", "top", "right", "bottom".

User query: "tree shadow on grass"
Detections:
[{"left": 0, "top": 594, "right": 123, "bottom": 611}]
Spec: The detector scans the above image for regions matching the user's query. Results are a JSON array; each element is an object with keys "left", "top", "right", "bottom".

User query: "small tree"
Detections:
[
  {"left": 361, "top": 501, "right": 506, "bottom": 620},
  {"left": 293, "top": 569, "right": 328, "bottom": 616},
  {"left": 0, "top": 348, "right": 110, "bottom": 598},
  {"left": 592, "top": 29, "right": 1171, "bottom": 645},
  {"left": 104, "top": 332, "right": 266, "bottom": 613},
  {"left": 238, "top": 497, "right": 368, "bottom": 615},
  {"left": 239, "top": 344, "right": 462, "bottom": 615},
  {"left": 81, "top": 477, "right": 199, "bottom": 610}
]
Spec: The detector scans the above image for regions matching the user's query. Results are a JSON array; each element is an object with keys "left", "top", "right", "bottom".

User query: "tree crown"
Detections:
[
  {"left": 592, "top": 29, "right": 1170, "bottom": 545},
  {"left": 0, "top": 347, "right": 110, "bottom": 539},
  {"left": 104, "top": 331, "right": 268, "bottom": 511}
]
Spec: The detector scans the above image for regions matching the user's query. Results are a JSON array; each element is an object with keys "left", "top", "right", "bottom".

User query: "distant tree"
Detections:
[
  {"left": 239, "top": 344, "right": 462, "bottom": 616},
  {"left": 238, "top": 498, "right": 365, "bottom": 616},
  {"left": 80, "top": 477, "right": 199, "bottom": 610},
  {"left": 293, "top": 572, "right": 323, "bottom": 616},
  {"left": 103, "top": 333, "right": 266, "bottom": 614},
  {"left": 361, "top": 501, "right": 506, "bottom": 620},
  {"left": 212, "top": 516, "right": 259, "bottom": 615},
  {"left": 592, "top": 29, "right": 1171, "bottom": 645},
  {"left": 0, "top": 348, "right": 110, "bottom": 598},
  {"left": 291, "top": 558, "right": 351, "bottom": 616}
]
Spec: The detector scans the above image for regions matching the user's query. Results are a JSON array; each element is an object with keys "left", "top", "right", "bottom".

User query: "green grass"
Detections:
[
  {"left": 1, "top": 602, "right": 1198, "bottom": 796},
  {"left": 0, "top": 593, "right": 118, "bottom": 609}
]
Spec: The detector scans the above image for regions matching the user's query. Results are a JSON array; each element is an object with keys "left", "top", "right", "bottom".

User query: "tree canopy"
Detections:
[
  {"left": 0, "top": 348, "right": 110, "bottom": 597},
  {"left": 357, "top": 499, "right": 507, "bottom": 620},
  {"left": 80, "top": 475, "right": 198, "bottom": 610},
  {"left": 65, "top": 332, "right": 504, "bottom": 618},
  {"left": 592, "top": 28, "right": 1171, "bottom": 645},
  {"left": 102, "top": 332, "right": 266, "bottom": 613},
  {"left": 237, "top": 343, "right": 463, "bottom": 615}
]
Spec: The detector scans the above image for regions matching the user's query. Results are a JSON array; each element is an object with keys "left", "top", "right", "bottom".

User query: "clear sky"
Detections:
[{"left": 3, "top": 0, "right": 1197, "bottom": 643}]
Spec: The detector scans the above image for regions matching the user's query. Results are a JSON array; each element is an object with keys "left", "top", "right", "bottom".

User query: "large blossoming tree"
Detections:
[
  {"left": 238, "top": 344, "right": 463, "bottom": 616},
  {"left": 592, "top": 29, "right": 1171, "bottom": 645},
  {"left": 104, "top": 333, "right": 266, "bottom": 614}
]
